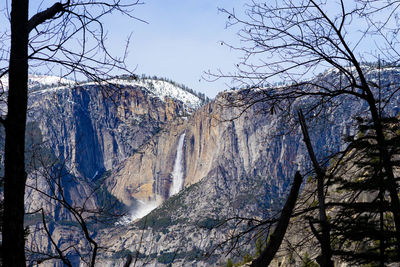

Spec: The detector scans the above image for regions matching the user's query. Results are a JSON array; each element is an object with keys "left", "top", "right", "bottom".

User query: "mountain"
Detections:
[
  {"left": 18, "top": 67, "right": 400, "bottom": 266},
  {"left": 22, "top": 75, "right": 205, "bottom": 264},
  {"left": 96, "top": 66, "right": 400, "bottom": 266},
  {"left": 27, "top": 76, "right": 202, "bottom": 177}
]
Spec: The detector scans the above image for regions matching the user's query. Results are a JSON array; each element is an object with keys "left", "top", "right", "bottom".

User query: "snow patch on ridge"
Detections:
[
  {"left": 4, "top": 74, "right": 203, "bottom": 111},
  {"left": 109, "top": 78, "right": 203, "bottom": 109},
  {"left": 0, "top": 74, "right": 75, "bottom": 90},
  {"left": 28, "top": 74, "right": 75, "bottom": 87}
]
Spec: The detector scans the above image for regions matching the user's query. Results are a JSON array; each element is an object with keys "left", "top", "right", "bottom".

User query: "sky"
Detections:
[
  {"left": 102, "top": 0, "right": 247, "bottom": 98},
  {"left": 0, "top": 1, "right": 247, "bottom": 98},
  {"left": 2, "top": 1, "right": 392, "bottom": 98}
]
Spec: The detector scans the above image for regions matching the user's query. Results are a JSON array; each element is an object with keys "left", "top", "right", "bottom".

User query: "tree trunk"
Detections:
[
  {"left": 2, "top": 0, "right": 29, "bottom": 266},
  {"left": 298, "top": 109, "right": 333, "bottom": 267},
  {"left": 250, "top": 171, "right": 303, "bottom": 267}
]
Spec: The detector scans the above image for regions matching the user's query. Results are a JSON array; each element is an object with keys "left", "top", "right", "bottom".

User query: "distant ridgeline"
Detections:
[
  {"left": 226, "top": 62, "right": 400, "bottom": 90},
  {"left": 2, "top": 72, "right": 212, "bottom": 106},
  {"left": 116, "top": 74, "right": 211, "bottom": 105}
]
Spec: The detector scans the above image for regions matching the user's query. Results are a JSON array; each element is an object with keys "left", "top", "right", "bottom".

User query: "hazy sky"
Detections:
[{"left": 103, "top": 1, "right": 247, "bottom": 97}]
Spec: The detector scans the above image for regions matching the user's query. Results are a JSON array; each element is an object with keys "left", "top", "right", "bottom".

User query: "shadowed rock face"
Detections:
[
  {"left": 25, "top": 83, "right": 193, "bottom": 215},
  {"left": 28, "top": 84, "right": 191, "bottom": 179}
]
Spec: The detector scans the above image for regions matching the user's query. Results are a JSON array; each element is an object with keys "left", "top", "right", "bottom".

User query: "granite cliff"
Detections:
[
  {"left": 19, "top": 67, "right": 400, "bottom": 266},
  {"left": 21, "top": 75, "right": 206, "bottom": 264},
  {"left": 97, "top": 67, "right": 400, "bottom": 266}
]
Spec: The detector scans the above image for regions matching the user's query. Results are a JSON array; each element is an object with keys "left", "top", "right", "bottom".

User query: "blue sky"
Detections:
[
  {"left": 102, "top": 1, "right": 247, "bottom": 97},
  {"left": 3, "top": 1, "right": 389, "bottom": 98},
  {"left": 0, "top": 1, "right": 245, "bottom": 98}
]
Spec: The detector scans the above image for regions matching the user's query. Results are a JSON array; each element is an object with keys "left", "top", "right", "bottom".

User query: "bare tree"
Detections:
[
  {"left": 1, "top": 1, "right": 141, "bottom": 265},
  {"left": 205, "top": 0, "right": 400, "bottom": 264}
]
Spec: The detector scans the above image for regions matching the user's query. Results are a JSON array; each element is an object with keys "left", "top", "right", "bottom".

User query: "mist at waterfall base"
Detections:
[
  {"left": 116, "top": 133, "right": 186, "bottom": 225},
  {"left": 116, "top": 199, "right": 162, "bottom": 225}
]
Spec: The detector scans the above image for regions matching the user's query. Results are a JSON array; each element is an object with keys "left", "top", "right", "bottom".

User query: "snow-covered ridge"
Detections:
[
  {"left": 24, "top": 75, "right": 204, "bottom": 110},
  {"left": 108, "top": 78, "right": 203, "bottom": 109},
  {"left": 322, "top": 65, "right": 400, "bottom": 77},
  {"left": 2, "top": 74, "right": 205, "bottom": 111},
  {"left": 28, "top": 74, "right": 75, "bottom": 87},
  {"left": 0, "top": 74, "right": 75, "bottom": 91}
]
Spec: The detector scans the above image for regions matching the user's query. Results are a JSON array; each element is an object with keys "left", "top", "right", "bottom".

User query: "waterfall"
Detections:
[
  {"left": 115, "top": 133, "right": 186, "bottom": 225},
  {"left": 170, "top": 133, "right": 186, "bottom": 196}
]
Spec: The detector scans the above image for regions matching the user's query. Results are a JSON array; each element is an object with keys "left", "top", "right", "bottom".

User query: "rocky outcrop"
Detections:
[{"left": 106, "top": 87, "right": 348, "bottom": 208}]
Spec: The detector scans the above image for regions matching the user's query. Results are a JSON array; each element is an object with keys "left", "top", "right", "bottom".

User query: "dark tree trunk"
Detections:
[
  {"left": 298, "top": 109, "right": 334, "bottom": 267},
  {"left": 250, "top": 171, "right": 303, "bottom": 267},
  {"left": 2, "top": 0, "right": 29, "bottom": 266}
]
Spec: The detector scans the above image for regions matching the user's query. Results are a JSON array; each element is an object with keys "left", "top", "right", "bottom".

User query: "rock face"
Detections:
[
  {"left": 99, "top": 96, "right": 330, "bottom": 265},
  {"left": 22, "top": 76, "right": 205, "bottom": 264},
  {"left": 98, "top": 67, "right": 400, "bottom": 266},
  {"left": 26, "top": 82, "right": 191, "bottom": 221},
  {"left": 106, "top": 99, "right": 296, "bottom": 205},
  {"left": 21, "top": 67, "right": 400, "bottom": 266},
  {"left": 28, "top": 83, "right": 193, "bottom": 179}
]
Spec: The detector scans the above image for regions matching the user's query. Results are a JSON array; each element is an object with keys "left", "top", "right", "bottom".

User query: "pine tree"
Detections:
[{"left": 329, "top": 116, "right": 400, "bottom": 265}]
